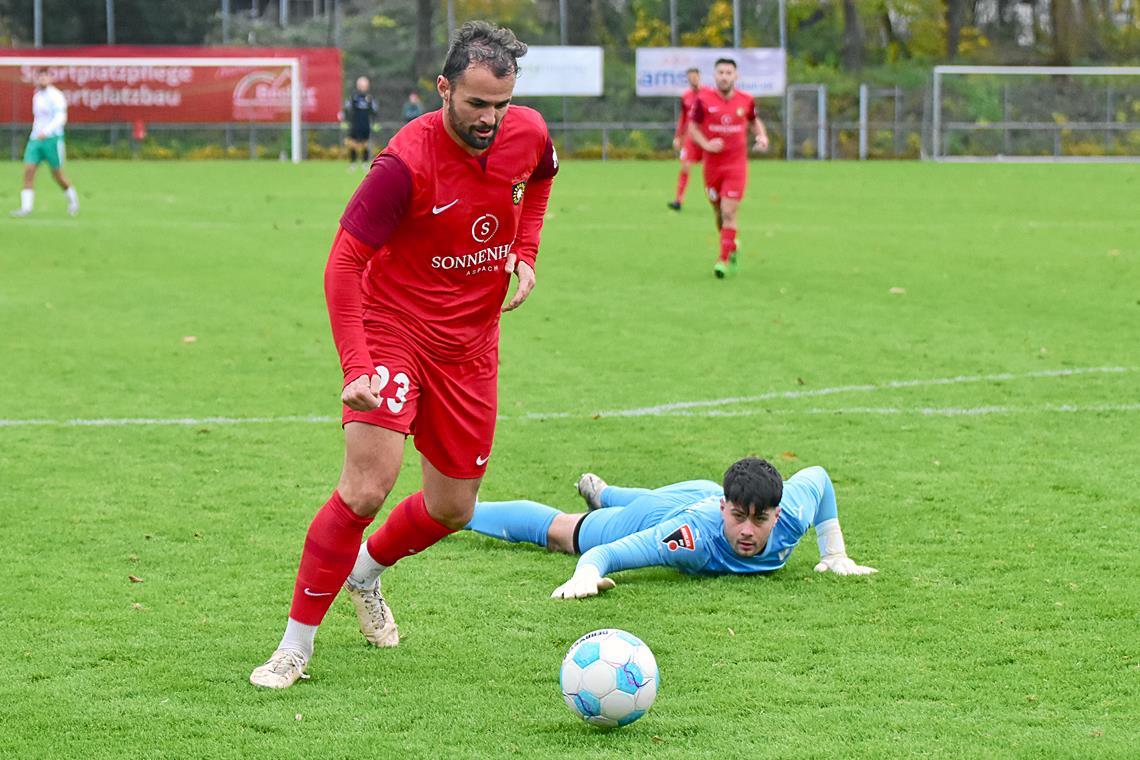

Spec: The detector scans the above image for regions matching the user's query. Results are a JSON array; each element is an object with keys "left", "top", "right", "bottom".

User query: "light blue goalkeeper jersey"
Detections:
[{"left": 577, "top": 466, "right": 838, "bottom": 577}]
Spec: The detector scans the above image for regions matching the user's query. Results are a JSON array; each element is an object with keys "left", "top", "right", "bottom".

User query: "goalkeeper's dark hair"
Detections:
[
  {"left": 723, "top": 457, "right": 783, "bottom": 517},
  {"left": 442, "top": 20, "right": 527, "bottom": 84},
  {"left": 714, "top": 57, "right": 737, "bottom": 69}
]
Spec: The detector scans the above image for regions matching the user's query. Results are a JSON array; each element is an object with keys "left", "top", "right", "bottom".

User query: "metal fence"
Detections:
[{"left": 6, "top": 84, "right": 1137, "bottom": 161}]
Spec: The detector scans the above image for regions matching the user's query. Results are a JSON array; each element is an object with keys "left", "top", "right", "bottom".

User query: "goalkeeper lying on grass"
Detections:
[{"left": 466, "top": 457, "right": 876, "bottom": 599}]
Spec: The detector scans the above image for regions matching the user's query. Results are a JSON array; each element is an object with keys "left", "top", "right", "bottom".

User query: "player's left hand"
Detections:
[
  {"left": 753, "top": 135, "right": 770, "bottom": 153},
  {"left": 502, "top": 254, "right": 535, "bottom": 313},
  {"left": 814, "top": 554, "right": 877, "bottom": 576},
  {"left": 551, "top": 566, "right": 616, "bottom": 599}
]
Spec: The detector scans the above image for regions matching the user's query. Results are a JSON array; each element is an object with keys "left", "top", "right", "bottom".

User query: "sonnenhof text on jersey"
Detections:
[{"left": 431, "top": 241, "right": 513, "bottom": 275}]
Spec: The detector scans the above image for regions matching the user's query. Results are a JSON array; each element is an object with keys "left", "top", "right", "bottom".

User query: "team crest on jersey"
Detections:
[
  {"left": 661, "top": 524, "right": 696, "bottom": 552},
  {"left": 512, "top": 181, "right": 526, "bottom": 205}
]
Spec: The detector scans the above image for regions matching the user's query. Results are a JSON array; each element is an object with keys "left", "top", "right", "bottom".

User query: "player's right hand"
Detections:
[
  {"left": 814, "top": 554, "right": 877, "bottom": 576},
  {"left": 705, "top": 137, "right": 725, "bottom": 153},
  {"left": 341, "top": 373, "right": 383, "bottom": 411},
  {"left": 672, "top": 137, "right": 681, "bottom": 151},
  {"left": 551, "top": 566, "right": 616, "bottom": 600}
]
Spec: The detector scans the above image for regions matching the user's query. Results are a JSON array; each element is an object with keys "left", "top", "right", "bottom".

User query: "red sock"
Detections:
[
  {"left": 288, "top": 491, "right": 374, "bottom": 626},
  {"left": 365, "top": 491, "right": 456, "bottom": 567},
  {"left": 675, "top": 171, "right": 689, "bottom": 203},
  {"left": 719, "top": 227, "right": 737, "bottom": 262}
]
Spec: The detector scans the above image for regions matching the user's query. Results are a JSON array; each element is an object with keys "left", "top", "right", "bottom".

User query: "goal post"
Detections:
[
  {"left": 0, "top": 55, "right": 304, "bottom": 163},
  {"left": 931, "top": 65, "right": 1140, "bottom": 162}
]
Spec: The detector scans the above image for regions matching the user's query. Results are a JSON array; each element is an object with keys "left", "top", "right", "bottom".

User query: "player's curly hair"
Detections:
[
  {"left": 723, "top": 457, "right": 783, "bottom": 517},
  {"left": 442, "top": 20, "right": 528, "bottom": 84}
]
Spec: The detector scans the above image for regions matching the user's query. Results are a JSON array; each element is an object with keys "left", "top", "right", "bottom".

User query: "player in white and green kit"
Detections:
[{"left": 12, "top": 68, "right": 79, "bottom": 217}]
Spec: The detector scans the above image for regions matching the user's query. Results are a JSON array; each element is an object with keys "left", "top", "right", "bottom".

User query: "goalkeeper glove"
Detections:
[
  {"left": 813, "top": 518, "right": 877, "bottom": 576},
  {"left": 551, "top": 565, "right": 616, "bottom": 599}
]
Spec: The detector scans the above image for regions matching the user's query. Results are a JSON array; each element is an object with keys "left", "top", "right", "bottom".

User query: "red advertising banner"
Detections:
[{"left": 0, "top": 46, "right": 342, "bottom": 123}]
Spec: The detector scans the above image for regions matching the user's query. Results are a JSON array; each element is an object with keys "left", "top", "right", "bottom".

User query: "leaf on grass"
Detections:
[
  {"left": 181, "top": 335, "right": 198, "bottom": 344},
  {"left": 128, "top": 554, "right": 139, "bottom": 562},
  {"left": 295, "top": 714, "right": 303, "bottom": 722},
  {"left": 144, "top": 533, "right": 154, "bottom": 540},
  {"left": 651, "top": 736, "right": 665, "bottom": 744},
  {"left": 780, "top": 451, "right": 798, "bottom": 461},
  {"left": 131, "top": 603, "right": 144, "bottom": 610},
  {"left": 129, "top": 575, "right": 144, "bottom": 583},
  {"left": 727, "top": 627, "right": 735, "bottom": 637},
  {"left": 1107, "top": 249, "right": 1119, "bottom": 257},
  {"left": 889, "top": 287, "right": 906, "bottom": 295}
]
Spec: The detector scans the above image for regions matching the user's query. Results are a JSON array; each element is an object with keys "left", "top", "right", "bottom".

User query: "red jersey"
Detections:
[
  {"left": 689, "top": 87, "right": 757, "bottom": 166},
  {"left": 675, "top": 87, "right": 701, "bottom": 139},
  {"left": 334, "top": 106, "right": 557, "bottom": 375}
]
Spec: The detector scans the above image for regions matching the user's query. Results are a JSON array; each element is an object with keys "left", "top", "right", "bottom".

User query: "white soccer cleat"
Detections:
[
  {"left": 249, "top": 648, "right": 309, "bottom": 689},
  {"left": 68, "top": 204, "right": 79, "bottom": 217},
  {"left": 10, "top": 209, "right": 30, "bottom": 217},
  {"left": 344, "top": 579, "right": 399, "bottom": 647},
  {"left": 577, "top": 473, "right": 608, "bottom": 511}
]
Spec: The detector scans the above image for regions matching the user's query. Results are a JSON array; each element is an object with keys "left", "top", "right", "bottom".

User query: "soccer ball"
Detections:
[{"left": 559, "top": 628, "right": 659, "bottom": 727}]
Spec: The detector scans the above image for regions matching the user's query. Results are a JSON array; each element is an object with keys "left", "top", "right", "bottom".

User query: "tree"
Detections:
[
  {"left": 414, "top": 0, "right": 435, "bottom": 81},
  {"left": 946, "top": 0, "right": 965, "bottom": 58},
  {"left": 842, "top": 0, "right": 865, "bottom": 70},
  {"left": 1050, "top": 0, "right": 1078, "bottom": 63}
]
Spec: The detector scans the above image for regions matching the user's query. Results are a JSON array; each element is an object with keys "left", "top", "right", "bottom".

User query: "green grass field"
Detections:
[{"left": 2, "top": 158, "right": 1138, "bottom": 758}]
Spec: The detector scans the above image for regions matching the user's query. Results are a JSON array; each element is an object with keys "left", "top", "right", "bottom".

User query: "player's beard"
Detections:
[{"left": 448, "top": 99, "right": 500, "bottom": 151}]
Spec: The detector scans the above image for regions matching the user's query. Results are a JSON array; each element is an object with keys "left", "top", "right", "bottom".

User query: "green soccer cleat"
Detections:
[{"left": 713, "top": 261, "right": 728, "bottom": 279}]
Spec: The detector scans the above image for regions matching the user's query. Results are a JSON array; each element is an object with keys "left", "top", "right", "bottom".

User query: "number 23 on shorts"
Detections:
[{"left": 374, "top": 365, "right": 411, "bottom": 413}]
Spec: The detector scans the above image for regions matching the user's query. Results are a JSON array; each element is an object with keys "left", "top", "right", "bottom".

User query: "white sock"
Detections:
[
  {"left": 20, "top": 189, "right": 33, "bottom": 212},
  {"left": 278, "top": 618, "right": 318, "bottom": 660},
  {"left": 65, "top": 186, "right": 78, "bottom": 206},
  {"left": 345, "top": 542, "right": 386, "bottom": 590}
]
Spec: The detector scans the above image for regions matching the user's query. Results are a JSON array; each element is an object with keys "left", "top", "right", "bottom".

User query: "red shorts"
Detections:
[
  {"left": 679, "top": 138, "right": 703, "bottom": 163},
  {"left": 703, "top": 161, "right": 748, "bottom": 202},
  {"left": 342, "top": 320, "right": 498, "bottom": 479}
]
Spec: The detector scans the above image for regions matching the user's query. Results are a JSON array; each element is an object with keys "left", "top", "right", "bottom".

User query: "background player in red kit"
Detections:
[
  {"left": 687, "top": 58, "right": 770, "bottom": 279},
  {"left": 667, "top": 67, "right": 702, "bottom": 212},
  {"left": 250, "top": 20, "right": 558, "bottom": 689}
]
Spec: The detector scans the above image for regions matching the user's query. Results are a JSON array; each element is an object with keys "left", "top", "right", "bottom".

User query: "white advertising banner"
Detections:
[
  {"left": 514, "top": 46, "right": 604, "bottom": 96},
  {"left": 635, "top": 47, "right": 787, "bottom": 97}
]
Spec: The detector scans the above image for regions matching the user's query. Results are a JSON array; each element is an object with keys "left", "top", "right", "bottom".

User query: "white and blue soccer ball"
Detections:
[{"left": 560, "top": 628, "right": 659, "bottom": 727}]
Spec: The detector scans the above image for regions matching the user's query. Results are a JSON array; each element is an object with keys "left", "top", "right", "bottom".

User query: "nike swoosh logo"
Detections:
[
  {"left": 432, "top": 199, "right": 459, "bottom": 215},
  {"left": 476, "top": 454, "right": 489, "bottom": 466},
  {"left": 303, "top": 588, "right": 333, "bottom": 597}
]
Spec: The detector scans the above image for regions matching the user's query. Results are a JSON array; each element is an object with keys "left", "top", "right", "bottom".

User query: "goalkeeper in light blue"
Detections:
[{"left": 465, "top": 457, "right": 876, "bottom": 599}]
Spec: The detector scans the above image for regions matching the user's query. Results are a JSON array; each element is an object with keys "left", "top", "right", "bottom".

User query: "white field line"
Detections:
[
  {"left": 0, "top": 367, "right": 1133, "bottom": 429},
  {"left": 664, "top": 403, "right": 1140, "bottom": 418},
  {"left": 570, "top": 366, "right": 1134, "bottom": 420}
]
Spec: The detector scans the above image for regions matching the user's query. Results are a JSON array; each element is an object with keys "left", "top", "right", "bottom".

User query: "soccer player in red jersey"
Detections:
[
  {"left": 250, "top": 20, "right": 558, "bottom": 689},
  {"left": 667, "top": 67, "right": 702, "bottom": 212},
  {"left": 687, "top": 58, "right": 770, "bottom": 278}
]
